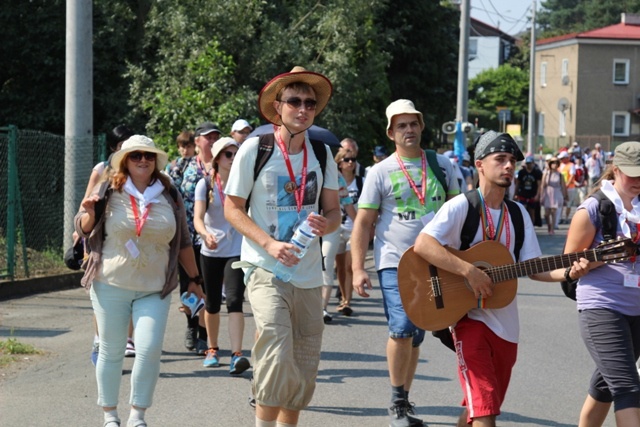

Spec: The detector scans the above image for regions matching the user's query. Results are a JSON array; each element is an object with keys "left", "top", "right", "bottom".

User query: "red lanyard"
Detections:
[
  {"left": 395, "top": 152, "right": 427, "bottom": 206},
  {"left": 478, "top": 190, "right": 511, "bottom": 247},
  {"left": 129, "top": 195, "right": 150, "bottom": 237},
  {"left": 214, "top": 174, "right": 225, "bottom": 206},
  {"left": 274, "top": 126, "right": 307, "bottom": 213},
  {"left": 196, "top": 157, "right": 211, "bottom": 177}
]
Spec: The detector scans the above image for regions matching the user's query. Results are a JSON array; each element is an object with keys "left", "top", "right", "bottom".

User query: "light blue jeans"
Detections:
[{"left": 90, "top": 281, "right": 172, "bottom": 408}]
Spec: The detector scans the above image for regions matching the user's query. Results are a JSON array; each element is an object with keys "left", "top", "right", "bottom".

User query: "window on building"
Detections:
[
  {"left": 612, "top": 112, "right": 630, "bottom": 136},
  {"left": 613, "top": 59, "right": 630, "bottom": 85},
  {"left": 469, "top": 38, "right": 478, "bottom": 61},
  {"left": 559, "top": 110, "right": 566, "bottom": 137},
  {"left": 561, "top": 59, "right": 569, "bottom": 78},
  {"left": 541, "top": 62, "right": 547, "bottom": 87},
  {"left": 538, "top": 112, "right": 545, "bottom": 136}
]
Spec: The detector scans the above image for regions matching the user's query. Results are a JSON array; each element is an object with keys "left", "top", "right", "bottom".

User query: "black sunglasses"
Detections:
[
  {"left": 279, "top": 97, "right": 317, "bottom": 110},
  {"left": 128, "top": 151, "right": 157, "bottom": 162},
  {"left": 342, "top": 157, "right": 357, "bottom": 163},
  {"left": 222, "top": 150, "right": 236, "bottom": 159}
]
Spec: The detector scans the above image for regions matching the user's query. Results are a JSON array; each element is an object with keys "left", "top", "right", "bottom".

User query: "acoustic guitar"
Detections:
[{"left": 397, "top": 239, "right": 636, "bottom": 332}]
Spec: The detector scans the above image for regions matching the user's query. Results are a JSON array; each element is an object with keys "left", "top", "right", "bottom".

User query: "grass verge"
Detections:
[{"left": 0, "top": 337, "right": 42, "bottom": 368}]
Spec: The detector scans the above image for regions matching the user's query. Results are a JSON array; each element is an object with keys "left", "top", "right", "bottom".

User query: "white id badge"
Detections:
[
  {"left": 623, "top": 273, "right": 640, "bottom": 288},
  {"left": 125, "top": 239, "right": 140, "bottom": 259},
  {"left": 421, "top": 211, "right": 435, "bottom": 226}
]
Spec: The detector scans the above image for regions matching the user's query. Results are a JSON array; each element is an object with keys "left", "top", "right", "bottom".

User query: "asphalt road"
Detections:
[{"left": 0, "top": 224, "right": 616, "bottom": 426}]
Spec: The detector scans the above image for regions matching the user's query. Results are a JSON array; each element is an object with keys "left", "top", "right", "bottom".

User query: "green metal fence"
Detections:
[{"left": 0, "top": 126, "right": 106, "bottom": 280}]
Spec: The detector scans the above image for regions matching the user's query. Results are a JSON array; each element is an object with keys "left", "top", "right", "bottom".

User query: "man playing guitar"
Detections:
[{"left": 414, "top": 131, "right": 590, "bottom": 427}]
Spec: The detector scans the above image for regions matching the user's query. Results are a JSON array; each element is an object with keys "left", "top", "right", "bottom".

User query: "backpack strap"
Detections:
[
  {"left": 504, "top": 199, "right": 524, "bottom": 262},
  {"left": 355, "top": 175, "right": 364, "bottom": 197},
  {"left": 591, "top": 190, "right": 617, "bottom": 241},
  {"left": 460, "top": 190, "right": 524, "bottom": 261},
  {"left": 425, "top": 149, "right": 448, "bottom": 195}
]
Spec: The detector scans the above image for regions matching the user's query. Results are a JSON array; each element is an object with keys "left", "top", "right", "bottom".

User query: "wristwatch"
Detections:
[{"left": 189, "top": 275, "right": 203, "bottom": 286}]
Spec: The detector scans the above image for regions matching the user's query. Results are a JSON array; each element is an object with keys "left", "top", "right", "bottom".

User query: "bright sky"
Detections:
[{"left": 470, "top": 0, "right": 542, "bottom": 36}]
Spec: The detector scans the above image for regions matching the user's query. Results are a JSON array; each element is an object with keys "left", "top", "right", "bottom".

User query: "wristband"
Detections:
[
  {"left": 564, "top": 266, "right": 576, "bottom": 283},
  {"left": 189, "top": 275, "right": 203, "bottom": 286}
]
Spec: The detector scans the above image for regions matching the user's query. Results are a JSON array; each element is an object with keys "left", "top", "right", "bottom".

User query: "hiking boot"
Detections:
[
  {"left": 124, "top": 339, "right": 135, "bottom": 357},
  {"left": 388, "top": 400, "right": 416, "bottom": 427},
  {"left": 184, "top": 326, "right": 197, "bottom": 351},
  {"left": 195, "top": 339, "right": 209, "bottom": 356},
  {"left": 230, "top": 353, "right": 250, "bottom": 375},
  {"left": 405, "top": 400, "right": 425, "bottom": 426},
  {"left": 323, "top": 309, "right": 333, "bottom": 324},
  {"left": 203, "top": 348, "right": 219, "bottom": 367}
]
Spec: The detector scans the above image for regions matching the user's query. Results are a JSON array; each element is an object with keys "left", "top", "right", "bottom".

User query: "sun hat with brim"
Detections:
[
  {"left": 547, "top": 156, "right": 559, "bottom": 164},
  {"left": 613, "top": 141, "right": 640, "bottom": 177},
  {"left": 385, "top": 99, "right": 425, "bottom": 132},
  {"left": 211, "top": 137, "right": 240, "bottom": 162},
  {"left": 258, "top": 66, "right": 333, "bottom": 125},
  {"left": 111, "top": 135, "right": 169, "bottom": 171}
]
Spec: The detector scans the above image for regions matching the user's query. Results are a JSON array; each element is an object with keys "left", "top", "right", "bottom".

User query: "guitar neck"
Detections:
[{"left": 488, "top": 248, "right": 600, "bottom": 282}]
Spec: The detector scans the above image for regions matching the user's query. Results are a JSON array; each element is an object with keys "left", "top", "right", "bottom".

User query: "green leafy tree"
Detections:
[{"left": 468, "top": 64, "right": 529, "bottom": 130}]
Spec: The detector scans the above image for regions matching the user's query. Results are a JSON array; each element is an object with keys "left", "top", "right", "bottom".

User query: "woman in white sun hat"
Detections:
[{"left": 75, "top": 135, "right": 204, "bottom": 427}]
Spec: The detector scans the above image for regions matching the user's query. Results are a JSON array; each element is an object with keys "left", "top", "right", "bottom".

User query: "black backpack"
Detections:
[
  {"left": 559, "top": 190, "right": 616, "bottom": 300},
  {"left": 433, "top": 189, "right": 525, "bottom": 351},
  {"left": 246, "top": 133, "right": 328, "bottom": 210}
]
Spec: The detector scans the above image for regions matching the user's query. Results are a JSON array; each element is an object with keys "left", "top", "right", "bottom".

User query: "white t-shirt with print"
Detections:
[
  {"left": 421, "top": 193, "right": 542, "bottom": 343},
  {"left": 357, "top": 152, "right": 460, "bottom": 271},
  {"left": 225, "top": 135, "right": 339, "bottom": 289},
  {"left": 194, "top": 177, "right": 242, "bottom": 258}
]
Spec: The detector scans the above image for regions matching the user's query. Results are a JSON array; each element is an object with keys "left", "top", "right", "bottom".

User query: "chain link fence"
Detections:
[{"left": 0, "top": 126, "right": 105, "bottom": 280}]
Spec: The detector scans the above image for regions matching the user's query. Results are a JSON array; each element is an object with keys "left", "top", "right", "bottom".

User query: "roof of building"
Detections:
[{"left": 538, "top": 15, "right": 640, "bottom": 46}]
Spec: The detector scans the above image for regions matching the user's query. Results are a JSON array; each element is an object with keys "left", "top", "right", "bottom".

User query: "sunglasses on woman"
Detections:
[
  {"left": 279, "top": 97, "right": 317, "bottom": 110},
  {"left": 128, "top": 151, "right": 157, "bottom": 162},
  {"left": 222, "top": 151, "right": 236, "bottom": 159},
  {"left": 342, "top": 157, "right": 357, "bottom": 163}
]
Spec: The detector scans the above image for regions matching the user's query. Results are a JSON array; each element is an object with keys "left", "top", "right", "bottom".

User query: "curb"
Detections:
[{"left": 0, "top": 272, "right": 83, "bottom": 301}]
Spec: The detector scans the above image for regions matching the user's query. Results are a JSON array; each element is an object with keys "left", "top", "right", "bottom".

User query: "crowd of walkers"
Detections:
[{"left": 74, "top": 65, "right": 640, "bottom": 427}]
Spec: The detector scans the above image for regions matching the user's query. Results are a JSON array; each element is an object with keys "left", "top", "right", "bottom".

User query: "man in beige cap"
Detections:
[
  {"left": 351, "top": 99, "right": 460, "bottom": 426},
  {"left": 225, "top": 66, "right": 341, "bottom": 427}
]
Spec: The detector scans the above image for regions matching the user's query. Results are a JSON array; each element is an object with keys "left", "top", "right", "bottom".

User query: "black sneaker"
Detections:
[
  {"left": 405, "top": 401, "right": 425, "bottom": 426},
  {"left": 388, "top": 401, "right": 411, "bottom": 427},
  {"left": 184, "top": 326, "right": 197, "bottom": 351}
]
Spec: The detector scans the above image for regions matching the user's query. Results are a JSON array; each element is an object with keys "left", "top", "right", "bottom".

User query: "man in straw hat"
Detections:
[
  {"left": 351, "top": 99, "right": 460, "bottom": 426},
  {"left": 225, "top": 66, "right": 341, "bottom": 427},
  {"left": 414, "top": 130, "right": 589, "bottom": 427}
]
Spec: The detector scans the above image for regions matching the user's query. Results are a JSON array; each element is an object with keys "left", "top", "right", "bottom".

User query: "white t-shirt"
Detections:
[
  {"left": 357, "top": 153, "right": 460, "bottom": 271},
  {"left": 194, "top": 177, "right": 242, "bottom": 258},
  {"left": 421, "top": 193, "right": 542, "bottom": 343},
  {"left": 225, "top": 135, "right": 339, "bottom": 289},
  {"left": 341, "top": 178, "right": 360, "bottom": 231}
]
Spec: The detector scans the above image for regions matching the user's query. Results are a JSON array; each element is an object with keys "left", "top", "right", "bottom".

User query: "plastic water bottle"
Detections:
[{"left": 272, "top": 213, "right": 318, "bottom": 282}]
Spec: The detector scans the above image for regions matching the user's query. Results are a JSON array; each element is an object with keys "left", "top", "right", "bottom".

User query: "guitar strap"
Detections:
[{"left": 432, "top": 189, "right": 524, "bottom": 352}]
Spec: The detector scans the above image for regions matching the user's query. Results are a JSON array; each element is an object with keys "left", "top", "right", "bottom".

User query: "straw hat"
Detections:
[
  {"left": 258, "top": 66, "right": 333, "bottom": 125},
  {"left": 110, "top": 135, "right": 169, "bottom": 171}
]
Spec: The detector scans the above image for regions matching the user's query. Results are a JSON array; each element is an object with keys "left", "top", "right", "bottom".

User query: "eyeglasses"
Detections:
[
  {"left": 279, "top": 97, "right": 317, "bottom": 110},
  {"left": 128, "top": 151, "right": 157, "bottom": 162},
  {"left": 342, "top": 157, "right": 356, "bottom": 163},
  {"left": 222, "top": 151, "right": 236, "bottom": 159}
]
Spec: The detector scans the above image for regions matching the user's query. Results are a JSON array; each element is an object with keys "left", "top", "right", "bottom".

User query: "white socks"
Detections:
[
  {"left": 103, "top": 409, "right": 119, "bottom": 426},
  {"left": 129, "top": 406, "right": 145, "bottom": 423},
  {"left": 255, "top": 419, "right": 276, "bottom": 427}
]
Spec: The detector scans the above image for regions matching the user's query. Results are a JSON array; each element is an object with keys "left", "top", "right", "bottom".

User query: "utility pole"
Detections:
[
  {"left": 454, "top": 0, "right": 471, "bottom": 159},
  {"left": 64, "top": 0, "right": 93, "bottom": 248},
  {"left": 527, "top": 0, "right": 537, "bottom": 155}
]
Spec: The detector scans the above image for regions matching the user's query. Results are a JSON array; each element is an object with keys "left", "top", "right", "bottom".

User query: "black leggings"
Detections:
[{"left": 200, "top": 254, "right": 245, "bottom": 314}]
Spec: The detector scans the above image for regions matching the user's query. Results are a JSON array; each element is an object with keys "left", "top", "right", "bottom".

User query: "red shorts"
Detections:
[{"left": 451, "top": 316, "right": 518, "bottom": 424}]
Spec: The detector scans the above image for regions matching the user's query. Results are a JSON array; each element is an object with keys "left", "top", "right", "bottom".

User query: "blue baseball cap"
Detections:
[{"left": 374, "top": 145, "right": 388, "bottom": 157}]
